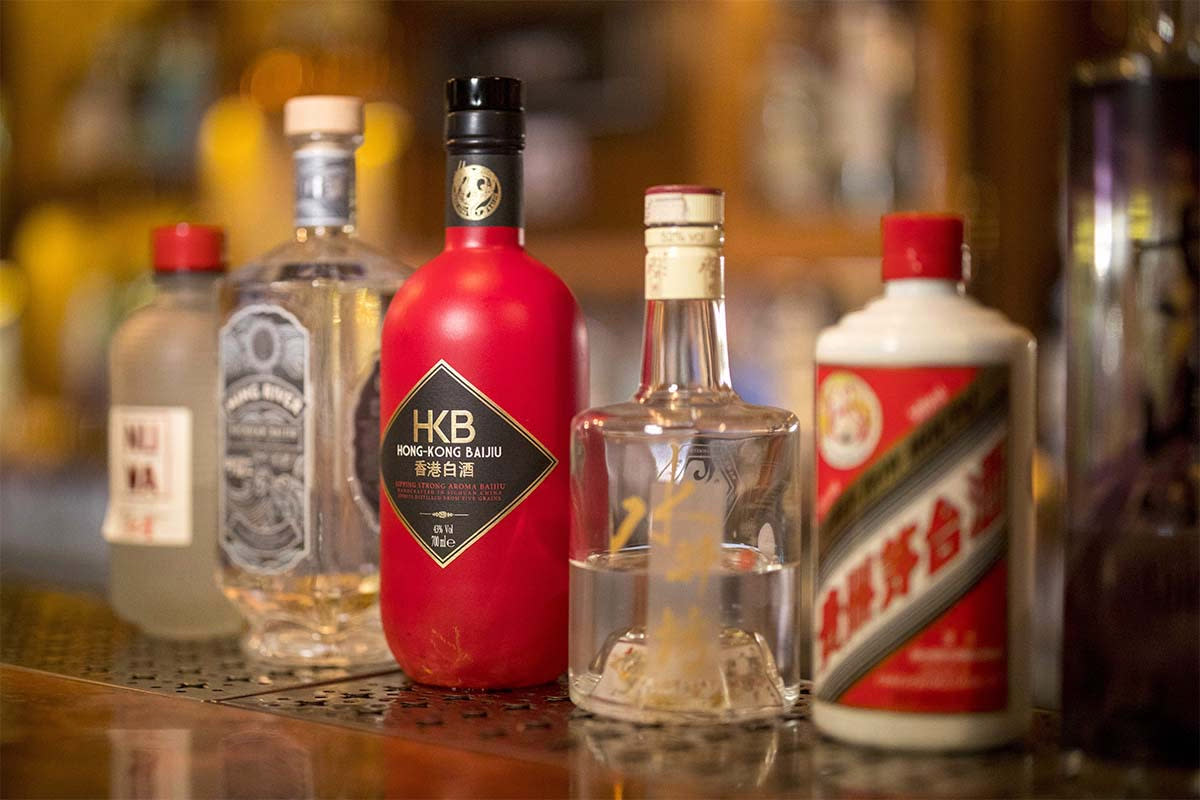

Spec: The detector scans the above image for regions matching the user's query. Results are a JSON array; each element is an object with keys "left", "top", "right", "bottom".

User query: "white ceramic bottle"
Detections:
[
  {"left": 811, "top": 214, "right": 1035, "bottom": 750},
  {"left": 105, "top": 224, "right": 242, "bottom": 638}
]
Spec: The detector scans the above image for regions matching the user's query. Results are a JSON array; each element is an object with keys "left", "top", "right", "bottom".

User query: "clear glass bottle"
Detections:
[
  {"left": 217, "top": 95, "right": 413, "bottom": 665},
  {"left": 1062, "top": 0, "right": 1199, "bottom": 767},
  {"left": 569, "top": 186, "right": 802, "bottom": 723},
  {"left": 105, "top": 223, "right": 242, "bottom": 638}
]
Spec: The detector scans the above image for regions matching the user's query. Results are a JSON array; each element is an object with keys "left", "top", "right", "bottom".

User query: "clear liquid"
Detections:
[
  {"left": 219, "top": 234, "right": 409, "bottom": 666},
  {"left": 570, "top": 546, "right": 801, "bottom": 723}
]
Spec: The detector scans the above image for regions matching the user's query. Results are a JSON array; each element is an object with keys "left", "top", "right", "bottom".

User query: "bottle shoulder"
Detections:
[
  {"left": 111, "top": 302, "right": 218, "bottom": 376},
  {"left": 816, "top": 291, "right": 1035, "bottom": 365},
  {"left": 573, "top": 396, "right": 799, "bottom": 439},
  {"left": 386, "top": 244, "right": 582, "bottom": 326},
  {"left": 226, "top": 236, "right": 414, "bottom": 290}
]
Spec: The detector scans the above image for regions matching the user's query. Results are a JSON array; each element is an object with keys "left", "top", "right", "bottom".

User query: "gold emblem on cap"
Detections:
[{"left": 451, "top": 161, "right": 503, "bottom": 221}]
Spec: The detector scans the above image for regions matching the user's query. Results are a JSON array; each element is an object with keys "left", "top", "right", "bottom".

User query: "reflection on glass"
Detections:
[{"left": 1062, "top": 0, "right": 1199, "bottom": 769}]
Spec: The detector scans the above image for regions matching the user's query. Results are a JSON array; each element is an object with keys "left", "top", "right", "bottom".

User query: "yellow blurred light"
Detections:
[
  {"left": 199, "top": 97, "right": 268, "bottom": 174},
  {"left": 246, "top": 49, "right": 307, "bottom": 113},
  {"left": 14, "top": 204, "right": 91, "bottom": 392},
  {"left": 1127, "top": 190, "right": 1152, "bottom": 242},
  {"left": 360, "top": 102, "right": 412, "bottom": 168},
  {"left": 0, "top": 262, "right": 28, "bottom": 327}
]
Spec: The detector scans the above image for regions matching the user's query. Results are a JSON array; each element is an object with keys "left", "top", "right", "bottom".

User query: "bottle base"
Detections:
[
  {"left": 111, "top": 598, "right": 244, "bottom": 641},
  {"left": 812, "top": 700, "right": 1027, "bottom": 752},
  {"left": 242, "top": 619, "right": 394, "bottom": 668},
  {"left": 570, "top": 685, "right": 800, "bottom": 725},
  {"left": 569, "top": 626, "right": 799, "bottom": 725}
]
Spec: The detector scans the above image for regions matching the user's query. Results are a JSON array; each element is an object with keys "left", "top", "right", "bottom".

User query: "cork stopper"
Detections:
[
  {"left": 284, "top": 96, "right": 364, "bottom": 137},
  {"left": 644, "top": 186, "right": 725, "bottom": 227}
]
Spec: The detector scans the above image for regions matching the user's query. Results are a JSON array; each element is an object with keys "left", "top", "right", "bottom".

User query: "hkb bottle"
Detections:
[
  {"left": 105, "top": 224, "right": 242, "bottom": 638},
  {"left": 569, "top": 186, "right": 802, "bottom": 723},
  {"left": 218, "top": 96, "right": 412, "bottom": 664},
  {"left": 812, "top": 214, "right": 1035, "bottom": 750},
  {"left": 380, "top": 77, "right": 587, "bottom": 688}
]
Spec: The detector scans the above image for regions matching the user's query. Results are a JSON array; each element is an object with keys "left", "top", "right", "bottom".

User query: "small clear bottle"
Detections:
[
  {"left": 812, "top": 214, "right": 1035, "bottom": 751},
  {"left": 569, "top": 186, "right": 803, "bottom": 723},
  {"left": 104, "top": 223, "right": 242, "bottom": 638},
  {"left": 217, "top": 96, "right": 413, "bottom": 665}
]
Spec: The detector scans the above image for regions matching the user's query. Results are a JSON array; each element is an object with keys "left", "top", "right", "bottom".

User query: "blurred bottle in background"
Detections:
[
  {"left": 104, "top": 224, "right": 241, "bottom": 638},
  {"left": 1062, "top": 0, "right": 1199, "bottom": 768}
]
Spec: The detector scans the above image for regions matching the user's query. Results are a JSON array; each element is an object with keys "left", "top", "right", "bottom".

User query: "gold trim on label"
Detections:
[{"left": 381, "top": 359, "right": 558, "bottom": 569}]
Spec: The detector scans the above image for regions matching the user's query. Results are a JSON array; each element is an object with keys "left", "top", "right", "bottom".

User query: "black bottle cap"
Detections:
[
  {"left": 445, "top": 77, "right": 524, "bottom": 152},
  {"left": 446, "top": 77, "right": 523, "bottom": 112}
]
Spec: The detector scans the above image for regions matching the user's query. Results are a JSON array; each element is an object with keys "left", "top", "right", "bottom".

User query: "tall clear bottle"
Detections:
[
  {"left": 105, "top": 223, "right": 242, "bottom": 638},
  {"left": 1062, "top": 0, "right": 1199, "bottom": 767},
  {"left": 218, "top": 96, "right": 413, "bottom": 665},
  {"left": 569, "top": 186, "right": 802, "bottom": 723}
]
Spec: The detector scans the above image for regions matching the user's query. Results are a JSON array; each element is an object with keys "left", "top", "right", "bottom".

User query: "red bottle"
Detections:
[{"left": 380, "top": 77, "right": 588, "bottom": 687}]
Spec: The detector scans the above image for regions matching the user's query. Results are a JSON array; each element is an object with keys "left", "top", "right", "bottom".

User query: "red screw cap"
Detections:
[
  {"left": 881, "top": 213, "right": 963, "bottom": 281},
  {"left": 152, "top": 223, "right": 225, "bottom": 272}
]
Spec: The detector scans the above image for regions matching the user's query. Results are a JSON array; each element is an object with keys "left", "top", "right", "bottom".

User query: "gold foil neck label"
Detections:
[{"left": 451, "top": 161, "right": 503, "bottom": 221}]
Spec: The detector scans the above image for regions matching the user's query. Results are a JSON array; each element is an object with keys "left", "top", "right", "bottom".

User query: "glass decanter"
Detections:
[
  {"left": 217, "top": 95, "right": 413, "bottom": 665},
  {"left": 569, "top": 185, "right": 803, "bottom": 723}
]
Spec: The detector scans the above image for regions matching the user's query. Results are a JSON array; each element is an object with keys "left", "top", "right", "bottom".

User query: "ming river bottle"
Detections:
[
  {"left": 218, "top": 95, "right": 412, "bottom": 665},
  {"left": 105, "top": 223, "right": 241, "bottom": 638},
  {"left": 569, "top": 186, "right": 802, "bottom": 722},
  {"left": 380, "top": 77, "right": 587, "bottom": 687},
  {"left": 811, "top": 214, "right": 1035, "bottom": 750}
]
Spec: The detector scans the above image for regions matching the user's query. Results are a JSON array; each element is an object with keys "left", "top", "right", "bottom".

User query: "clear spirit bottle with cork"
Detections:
[{"left": 217, "top": 95, "right": 412, "bottom": 665}]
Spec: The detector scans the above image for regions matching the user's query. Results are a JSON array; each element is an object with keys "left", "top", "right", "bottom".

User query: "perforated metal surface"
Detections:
[
  {"left": 0, "top": 585, "right": 397, "bottom": 700},
  {"left": 225, "top": 674, "right": 578, "bottom": 768},
  {"left": 4, "top": 584, "right": 1197, "bottom": 798}
]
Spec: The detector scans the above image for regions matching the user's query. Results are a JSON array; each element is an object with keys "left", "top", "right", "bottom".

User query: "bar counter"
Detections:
[{"left": 1, "top": 584, "right": 1195, "bottom": 798}]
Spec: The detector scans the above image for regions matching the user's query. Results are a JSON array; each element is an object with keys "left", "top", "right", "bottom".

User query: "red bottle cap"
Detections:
[
  {"left": 881, "top": 213, "right": 963, "bottom": 281},
  {"left": 152, "top": 223, "right": 225, "bottom": 272}
]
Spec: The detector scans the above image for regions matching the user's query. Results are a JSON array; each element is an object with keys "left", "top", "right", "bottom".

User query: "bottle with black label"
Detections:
[
  {"left": 380, "top": 77, "right": 588, "bottom": 687},
  {"left": 218, "top": 95, "right": 412, "bottom": 665}
]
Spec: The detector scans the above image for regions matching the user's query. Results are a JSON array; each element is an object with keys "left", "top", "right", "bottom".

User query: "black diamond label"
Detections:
[{"left": 381, "top": 360, "right": 556, "bottom": 567}]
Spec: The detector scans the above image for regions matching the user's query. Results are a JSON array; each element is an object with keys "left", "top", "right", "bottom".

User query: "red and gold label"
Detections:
[{"left": 814, "top": 364, "right": 1010, "bottom": 713}]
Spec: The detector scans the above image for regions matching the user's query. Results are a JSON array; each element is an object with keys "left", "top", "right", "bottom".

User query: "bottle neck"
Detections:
[
  {"left": 636, "top": 225, "right": 732, "bottom": 401},
  {"left": 444, "top": 150, "right": 524, "bottom": 242},
  {"left": 293, "top": 140, "right": 357, "bottom": 239},
  {"left": 152, "top": 270, "right": 221, "bottom": 304},
  {"left": 883, "top": 278, "right": 964, "bottom": 298}
]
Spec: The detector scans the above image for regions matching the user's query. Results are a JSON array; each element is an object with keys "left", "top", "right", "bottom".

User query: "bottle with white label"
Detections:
[
  {"left": 811, "top": 213, "right": 1035, "bottom": 750},
  {"left": 105, "top": 223, "right": 242, "bottom": 638},
  {"left": 218, "top": 96, "right": 412, "bottom": 665}
]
